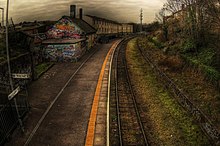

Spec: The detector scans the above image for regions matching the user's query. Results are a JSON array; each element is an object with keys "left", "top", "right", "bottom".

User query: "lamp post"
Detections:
[
  {"left": 0, "top": 7, "right": 3, "bottom": 27},
  {"left": 5, "top": 0, "right": 24, "bottom": 131}
]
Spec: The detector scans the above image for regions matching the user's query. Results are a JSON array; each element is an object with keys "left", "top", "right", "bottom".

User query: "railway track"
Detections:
[{"left": 109, "top": 38, "right": 149, "bottom": 146}]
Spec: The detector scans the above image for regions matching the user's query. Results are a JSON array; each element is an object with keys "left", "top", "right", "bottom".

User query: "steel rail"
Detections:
[
  {"left": 113, "top": 37, "right": 149, "bottom": 145},
  {"left": 123, "top": 43, "right": 149, "bottom": 146},
  {"left": 107, "top": 40, "right": 122, "bottom": 146},
  {"left": 115, "top": 41, "right": 123, "bottom": 146}
]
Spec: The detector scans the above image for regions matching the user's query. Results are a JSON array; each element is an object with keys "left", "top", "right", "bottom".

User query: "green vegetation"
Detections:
[
  {"left": 181, "top": 45, "right": 220, "bottom": 81},
  {"left": 34, "top": 62, "right": 54, "bottom": 79},
  {"left": 138, "top": 34, "right": 220, "bottom": 137},
  {"left": 146, "top": 27, "right": 220, "bottom": 86},
  {"left": 181, "top": 39, "right": 197, "bottom": 54},
  {"left": 186, "top": 56, "right": 220, "bottom": 81},
  {"left": 197, "top": 48, "right": 216, "bottom": 66},
  {"left": 155, "top": 0, "right": 220, "bottom": 80},
  {"left": 147, "top": 36, "right": 164, "bottom": 49},
  {"left": 126, "top": 38, "right": 210, "bottom": 145}
]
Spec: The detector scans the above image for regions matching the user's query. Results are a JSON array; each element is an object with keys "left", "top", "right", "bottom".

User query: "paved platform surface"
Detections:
[
  {"left": 5, "top": 42, "right": 113, "bottom": 146},
  {"left": 85, "top": 41, "right": 120, "bottom": 146}
]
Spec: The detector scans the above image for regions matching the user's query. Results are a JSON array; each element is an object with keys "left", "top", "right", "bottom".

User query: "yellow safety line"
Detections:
[{"left": 85, "top": 41, "right": 118, "bottom": 146}]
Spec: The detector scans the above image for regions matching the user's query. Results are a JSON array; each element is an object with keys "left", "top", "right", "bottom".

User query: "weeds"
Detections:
[
  {"left": 126, "top": 38, "right": 210, "bottom": 145},
  {"left": 148, "top": 36, "right": 164, "bottom": 49},
  {"left": 34, "top": 62, "right": 53, "bottom": 79}
]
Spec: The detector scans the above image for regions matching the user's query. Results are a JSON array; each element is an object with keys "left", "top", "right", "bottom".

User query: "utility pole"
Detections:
[
  {"left": 0, "top": 7, "right": 4, "bottom": 27},
  {"left": 140, "top": 8, "right": 143, "bottom": 32}
]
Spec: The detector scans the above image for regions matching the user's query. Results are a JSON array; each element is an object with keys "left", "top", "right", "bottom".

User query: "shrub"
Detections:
[
  {"left": 201, "top": 65, "right": 220, "bottom": 81},
  {"left": 183, "top": 55, "right": 220, "bottom": 82},
  {"left": 181, "top": 39, "right": 196, "bottom": 53},
  {"left": 197, "top": 48, "right": 216, "bottom": 66},
  {"left": 158, "top": 55, "right": 183, "bottom": 72},
  {"left": 148, "top": 36, "right": 164, "bottom": 49}
]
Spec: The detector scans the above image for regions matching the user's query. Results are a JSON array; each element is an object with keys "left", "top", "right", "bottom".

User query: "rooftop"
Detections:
[
  {"left": 42, "top": 38, "right": 85, "bottom": 44},
  {"left": 62, "top": 16, "right": 97, "bottom": 34},
  {"left": 18, "top": 24, "right": 45, "bottom": 32},
  {"left": 86, "top": 15, "right": 120, "bottom": 24}
]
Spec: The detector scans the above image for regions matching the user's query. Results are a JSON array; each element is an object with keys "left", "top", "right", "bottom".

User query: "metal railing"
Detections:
[
  {"left": 0, "top": 89, "right": 29, "bottom": 145},
  {"left": 0, "top": 102, "right": 17, "bottom": 144}
]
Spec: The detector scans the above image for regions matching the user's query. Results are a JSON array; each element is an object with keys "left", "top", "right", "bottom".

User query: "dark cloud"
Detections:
[{"left": 0, "top": 0, "right": 166, "bottom": 24}]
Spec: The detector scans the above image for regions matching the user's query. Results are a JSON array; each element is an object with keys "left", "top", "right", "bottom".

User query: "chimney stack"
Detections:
[
  {"left": 79, "top": 8, "right": 83, "bottom": 19},
  {"left": 70, "top": 5, "right": 76, "bottom": 18}
]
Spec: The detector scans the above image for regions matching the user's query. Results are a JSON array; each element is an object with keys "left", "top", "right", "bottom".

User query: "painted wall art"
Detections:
[
  {"left": 46, "top": 17, "right": 82, "bottom": 39},
  {"left": 45, "top": 43, "right": 86, "bottom": 62}
]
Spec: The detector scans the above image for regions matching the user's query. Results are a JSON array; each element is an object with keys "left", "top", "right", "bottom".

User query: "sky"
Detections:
[{"left": 0, "top": 0, "right": 166, "bottom": 24}]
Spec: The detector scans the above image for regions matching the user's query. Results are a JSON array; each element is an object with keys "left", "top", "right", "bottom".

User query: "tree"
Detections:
[
  {"left": 156, "top": 8, "right": 168, "bottom": 41},
  {"left": 155, "top": 7, "right": 166, "bottom": 24},
  {"left": 164, "top": 0, "right": 183, "bottom": 13},
  {"left": 204, "top": 0, "right": 220, "bottom": 69},
  {"left": 161, "top": 0, "right": 220, "bottom": 69},
  {"left": 162, "top": 0, "right": 208, "bottom": 52}
]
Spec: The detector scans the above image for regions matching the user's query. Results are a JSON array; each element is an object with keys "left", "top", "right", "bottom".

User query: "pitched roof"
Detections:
[
  {"left": 42, "top": 38, "right": 85, "bottom": 44},
  {"left": 62, "top": 16, "right": 96, "bottom": 34},
  {"left": 86, "top": 15, "right": 120, "bottom": 24}
]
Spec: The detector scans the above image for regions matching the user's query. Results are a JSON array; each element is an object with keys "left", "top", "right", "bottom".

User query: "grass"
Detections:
[
  {"left": 34, "top": 62, "right": 54, "bottom": 79},
  {"left": 149, "top": 34, "right": 220, "bottom": 83},
  {"left": 139, "top": 36, "right": 220, "bottom": 128},
  {"left": 183, "top": 55, "right": 220, "bottom": 81},
  {"left": 180, "top": 39, "right": 220, "bottom": 82},
  {"left": 126, "top": 38, "right": 211, "bottom": 145}
]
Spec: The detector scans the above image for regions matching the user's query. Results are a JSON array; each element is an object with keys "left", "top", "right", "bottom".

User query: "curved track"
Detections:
[{"left": 109, "top": 38, "right": 149, "bottom": 146}]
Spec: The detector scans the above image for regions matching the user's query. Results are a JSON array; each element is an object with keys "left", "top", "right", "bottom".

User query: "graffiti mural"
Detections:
[
  {"left": 46, "top": 17, "right": 82, "bottom": 39},
  {"left": 45, "top": 43, "right": 86, "bottom": 62}
]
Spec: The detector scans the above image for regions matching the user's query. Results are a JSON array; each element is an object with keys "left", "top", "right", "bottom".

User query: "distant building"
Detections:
[
  {"left": 82, "top": 14, "right": 134, "bottom": 43},
  {"left": 42, "top": 16, "right": 96, "bottom": 62},
  {"left": 121, "top": 23, "right": 133, "bottom": 34},
  {"left": 83, "top": 15, "right": 120, "bottom": 35},
  {"left": 83, "top": 15, "right": 134, "bottom": 35}
]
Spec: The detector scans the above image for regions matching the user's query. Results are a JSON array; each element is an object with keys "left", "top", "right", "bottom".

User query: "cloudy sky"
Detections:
[{"left": 0, "top": 0, "right": 166, "bottom": 24}]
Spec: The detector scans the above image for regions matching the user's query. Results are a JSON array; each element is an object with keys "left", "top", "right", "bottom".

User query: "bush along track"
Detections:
[
  {"left": 34, "top": 62, "right": 54, "bottom": 79},
  {"left": 139, "top": 36, "right": 220, "bottom": 145},
  {"left": 126, "top": 38, "right": 212, "bottom": 145}
]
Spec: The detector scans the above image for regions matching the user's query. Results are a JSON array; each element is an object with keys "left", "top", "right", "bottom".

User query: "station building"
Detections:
[{"left": 42, "top": 15, "right": 96, "bottom": 62}]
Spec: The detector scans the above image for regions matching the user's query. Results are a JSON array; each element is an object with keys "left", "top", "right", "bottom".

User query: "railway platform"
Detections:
[
  {"left": 4, "top": 41, "right": 119, "bottom": 146},
  {"left": 3, "top": 36, "right": 214, "bottom": 146}
]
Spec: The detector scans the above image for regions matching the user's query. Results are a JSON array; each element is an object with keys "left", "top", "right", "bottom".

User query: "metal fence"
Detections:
[{"left": 0, "top": 88, "right": 29, "bottom": 145}]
